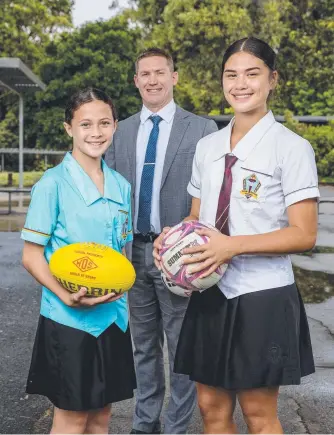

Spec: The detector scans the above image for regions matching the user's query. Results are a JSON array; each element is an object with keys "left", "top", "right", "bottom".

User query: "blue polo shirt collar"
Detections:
[{"left": 63, "top": 152, "right": 123, "bottom": 206}]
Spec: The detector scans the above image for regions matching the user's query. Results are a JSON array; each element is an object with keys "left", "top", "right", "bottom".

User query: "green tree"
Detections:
[
  {"left": 284, "top": 111, "right": 334, "bottom": 177},
  {"left": 126, "top": 0, "right": 334, "bottom": 116},
  {"left": 0, "top": 0, "right": 73, "bottom": 166},
  {"left": 0, "top": 0, "right": 73, "bottom": 66},
  {"left": 121, "top": 0, "right": 168, "bottom": 30},
  {"left": 33, "top": 16, "right": 141, "bottom": 150},
  {"left": 140, "top": 0, "right": 254, "bottom": 114},
  {"left": 276, "top": 0, "right": 334, "bottom": 115}
]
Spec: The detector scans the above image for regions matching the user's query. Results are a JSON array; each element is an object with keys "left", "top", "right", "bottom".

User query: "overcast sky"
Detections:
[{"left": 72, "top": 0, "right": 130, "bottom": 27}]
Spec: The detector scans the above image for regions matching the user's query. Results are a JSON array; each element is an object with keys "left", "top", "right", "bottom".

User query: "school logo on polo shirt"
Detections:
[
  {"left": 119, "top": 209, "right": 129, "bottom": 240},
  {"left": 241, "top": 173, "right": 261, "bottom": 199}
]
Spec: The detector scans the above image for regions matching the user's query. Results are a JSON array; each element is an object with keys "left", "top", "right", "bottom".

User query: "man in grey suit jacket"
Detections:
[{"left": 105, "top": 48, "right": 217, "bottom": 434}]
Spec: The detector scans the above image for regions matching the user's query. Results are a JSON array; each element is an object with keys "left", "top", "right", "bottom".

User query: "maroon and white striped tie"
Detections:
[{"left": 215, "top": 154, "right": 238, "bottom": 235}]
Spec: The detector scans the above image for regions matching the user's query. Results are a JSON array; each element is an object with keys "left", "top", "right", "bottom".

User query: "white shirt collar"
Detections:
[
  {"left": 211, "top": 110, "right": 276, "bottom": 162},
  {"left": 140, "top": 99, "right": 176, "bottom": 125}
]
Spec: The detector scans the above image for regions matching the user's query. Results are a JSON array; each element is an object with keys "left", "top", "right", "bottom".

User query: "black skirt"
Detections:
[
  {"left": 26, "top": 316, "right": 136, "bottom": 411},
  {"left": 174, "top": 283, "right": 315, "bottom": 390}
]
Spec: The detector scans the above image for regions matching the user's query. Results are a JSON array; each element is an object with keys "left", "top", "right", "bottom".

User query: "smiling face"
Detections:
[
  {"left": 63, "top": 100, "right": 116, "bottom": 160},
  {"left": 222, "top": 51, "right": 277, "bottom": 115},
  {"left": 134, "top": 56, "right": 178, "bottom": 112}
]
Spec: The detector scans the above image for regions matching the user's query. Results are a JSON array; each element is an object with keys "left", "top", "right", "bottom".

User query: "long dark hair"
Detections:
[{"left": 65, "top": 87, "right": 118, "bottom": 124}]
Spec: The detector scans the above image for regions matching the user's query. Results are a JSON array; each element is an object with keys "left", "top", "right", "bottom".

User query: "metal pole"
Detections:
[
  {"left": 19, "top": 94, "right": 24, "bottom": 209},
  {"left": 19, "top": 94, "right": 24, "bottom": 188},
  {"left": 1, "top": 154, "right": 3, "bottom": 172}
]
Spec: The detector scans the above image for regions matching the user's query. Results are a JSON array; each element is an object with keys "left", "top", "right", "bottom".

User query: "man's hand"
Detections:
[
  {"left": 64, "top": 287, "right": 123, "bottom": 307},
  {"left": 153, "top": 226, "right": 171, "bottom": 270}
]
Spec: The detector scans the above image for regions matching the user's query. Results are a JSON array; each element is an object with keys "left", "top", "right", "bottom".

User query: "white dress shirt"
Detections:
[
  {"left": 188, "top": 110, "right": 320, "bottom": 299},
  {"left": 135, "top": 99, "right": 176, "bottom": 234}
]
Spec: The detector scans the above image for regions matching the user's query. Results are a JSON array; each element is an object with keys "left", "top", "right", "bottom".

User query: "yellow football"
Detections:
[{"left": 49, "top": 242, "right": 136, "bottom": 297}]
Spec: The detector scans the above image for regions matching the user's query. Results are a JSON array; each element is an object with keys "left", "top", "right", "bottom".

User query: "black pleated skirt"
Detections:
[
  {"left": 174, "top": 283, "right": 315, "bottom": 390},
  {"left": 26, "top": 316, "right": 136, "bottom": 411}
]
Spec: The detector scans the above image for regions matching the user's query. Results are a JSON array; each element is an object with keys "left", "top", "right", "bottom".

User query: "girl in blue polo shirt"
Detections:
[{"left": 21, "top": 88, "right": 136, "bottom": 434}]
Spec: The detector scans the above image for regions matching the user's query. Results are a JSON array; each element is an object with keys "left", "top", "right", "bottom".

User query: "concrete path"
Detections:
[
  {"left": 0, "top": 185, "right": 333, "bottom": 433},
  {"left": 291, "top": 185, "right": 334, "bottom": 274},
  {"left": 291, "top": 254, "right": 334, "bottom": 274},
  {"left": 0, "top": 233, "right": 334, "bottom": 434},
  {"left": 317, "top": 186, "right": 334, "bottom": 249}
]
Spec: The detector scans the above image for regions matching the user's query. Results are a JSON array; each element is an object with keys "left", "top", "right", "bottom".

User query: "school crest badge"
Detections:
[
  {"left": 119, "top": 209, "right": 129, "bottom": 240},
  {"left": 240, "top": 173, "right": 261, "bottom": 199},
  {"left": 121, "top": 217, "right": 129, "bottom": 240}
]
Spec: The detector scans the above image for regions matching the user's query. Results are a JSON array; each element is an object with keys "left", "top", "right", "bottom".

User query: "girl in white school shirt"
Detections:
[{"left": 154, "top": 37, "right": 319, "bottom": 434}]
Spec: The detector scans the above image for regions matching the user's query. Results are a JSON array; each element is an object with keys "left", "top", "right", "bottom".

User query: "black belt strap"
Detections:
[{"left": 134, "top": 232, "right": 159, "bottom": 243}]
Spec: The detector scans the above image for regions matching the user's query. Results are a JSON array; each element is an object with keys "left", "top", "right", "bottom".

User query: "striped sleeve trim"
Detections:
[
  {"left": 22, "top": 228, "right": 50, "bottom": 237},
  {"left": 285, "top": 187, "right": 320, "bottom": 208}
]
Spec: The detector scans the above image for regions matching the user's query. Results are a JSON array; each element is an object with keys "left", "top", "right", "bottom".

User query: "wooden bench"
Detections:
[{"left": 0, "top": 188, "right": 31, "bottom": 215}]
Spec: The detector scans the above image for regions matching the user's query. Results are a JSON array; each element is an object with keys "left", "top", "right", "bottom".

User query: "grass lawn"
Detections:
[
  {"left": 300, "top": 246, "right": 334, "bottom": 256},
  {"left": 0, "top": 172, "right": 44, "bottom": 187},
  {"left": 294, "top": 265, "right": 334, "bottom": 303},
  {"left": 319, "top": 177, "right": 334, "bottom": 185}
]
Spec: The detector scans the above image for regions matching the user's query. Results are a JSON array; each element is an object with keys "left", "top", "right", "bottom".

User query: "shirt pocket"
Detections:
[
  {"left": 232, "top": 162, "right": 275, "bottom": 202},
  {"left": 231, "top": 164, "right": 275, "bottom": 223}
]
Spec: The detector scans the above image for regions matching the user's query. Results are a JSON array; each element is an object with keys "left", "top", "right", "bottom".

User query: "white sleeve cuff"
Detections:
[
  {"left": 285, "top": 186, "right": 320, "bottom": 207},
  {"left": 187, "top": 181, "right": 200, "bottom": 198}
]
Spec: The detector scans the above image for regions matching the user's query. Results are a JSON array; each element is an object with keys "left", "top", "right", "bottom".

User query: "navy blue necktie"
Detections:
[{"left": 137, "top": 115, "right": 163, "bottom": 234}]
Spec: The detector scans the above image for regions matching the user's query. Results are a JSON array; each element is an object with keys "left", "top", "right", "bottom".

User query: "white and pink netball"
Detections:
[
  {"left": 159, "top": 220, "right": 227, "bottom": 291},
  {"left": 161, "top": 271, "right": 193, "bottom": 298}
]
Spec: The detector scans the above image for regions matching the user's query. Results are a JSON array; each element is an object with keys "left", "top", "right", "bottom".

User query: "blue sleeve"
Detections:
[{"left": 21, "top": 175, "right": 59, "bottom": 246}]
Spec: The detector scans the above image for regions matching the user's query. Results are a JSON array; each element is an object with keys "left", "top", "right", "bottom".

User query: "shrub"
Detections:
[{"left": 283, "top": 110, "right": 334, "bottom": 178}]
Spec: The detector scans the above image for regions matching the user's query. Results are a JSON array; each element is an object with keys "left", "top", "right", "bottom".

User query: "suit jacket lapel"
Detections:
[
  {"left": 160, "top": 106, "right": 190, "bottom": 189},
  {"left": 126, "top": 113, "right": 141, "bottom": 188}
]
